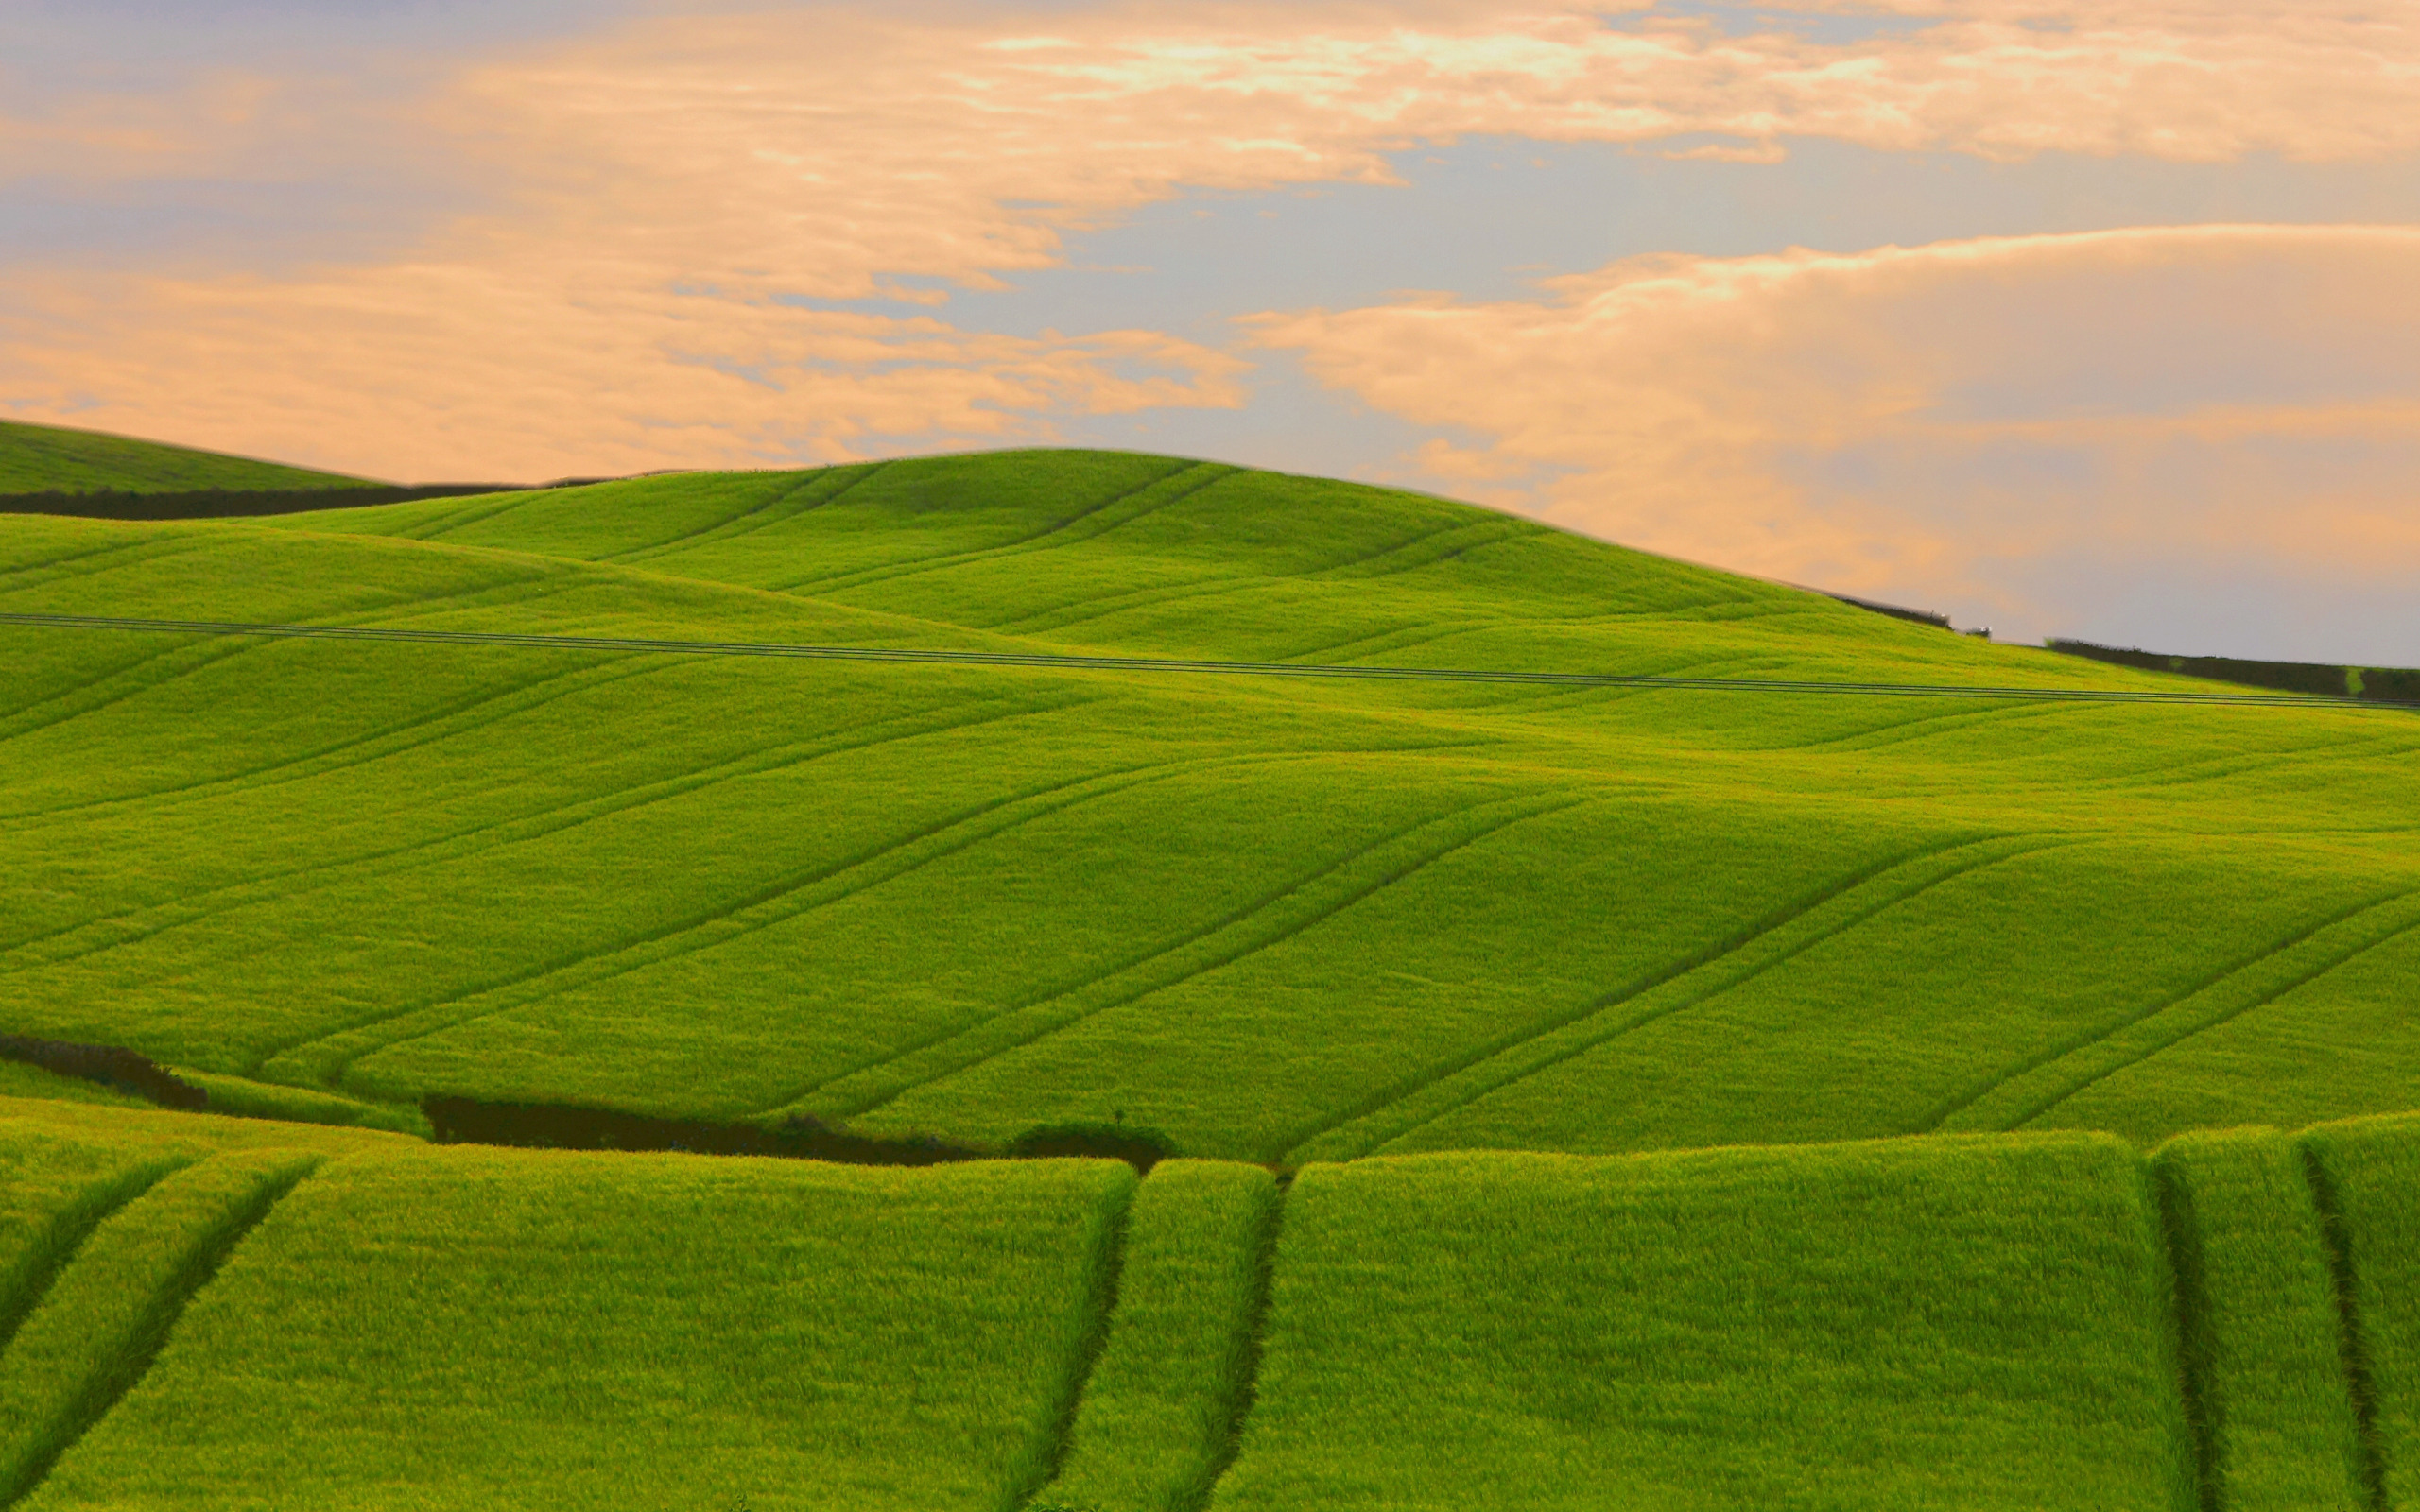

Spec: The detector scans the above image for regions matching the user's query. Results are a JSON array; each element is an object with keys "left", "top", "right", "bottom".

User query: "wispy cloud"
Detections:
[{"left": 3, "top": 0, "right": 2416, "bottom": 498}]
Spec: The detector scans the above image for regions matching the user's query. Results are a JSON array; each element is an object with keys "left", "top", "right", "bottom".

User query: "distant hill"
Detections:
[
  {"left": 2, "top": 447, "right": 2414, "bottom": 1165},
  {"left": 0, "top": 418, "right": 372, "bottom": 496}
]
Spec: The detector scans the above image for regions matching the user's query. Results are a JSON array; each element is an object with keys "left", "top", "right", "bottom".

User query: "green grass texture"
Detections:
[
  {"left": 2153, "top": 1128, "right": 2367, "bottom": 1512},
  {"left": 22, "top": 1145, "right": 1134, "bottom": 1512},
  {"left": 1040, "top": 1159, "right": 1279, "bottom": 1512},
  {"left": 0, "top": 421, "right": 365, "bottom": 497},
  {"left": 1214, "top": 1135, "right": 2196, "bottom": 1512},
  {"left": 0, "top": 1148, "right": 320, "bottom": 1503},
  {"left": 0, "top": 1108, "right": 2411, "bottom": 1508},
  {"left": 3, "top": 449, "right": 2418, "bottom": 1160},
  {"left": 2301, "top": 1111, "right": 2420, "bottom": 1509}
]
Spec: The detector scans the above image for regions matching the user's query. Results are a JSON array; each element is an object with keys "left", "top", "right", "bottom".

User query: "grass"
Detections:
[
  {"left": 0, "top": 1148, "right": 320, "bottom": 1504},
  {"left": 1, "top": 448, "right": 2417, "bottom": 1165},
  {"left": 0, "top": 1104, "right": 2406, "bottom": 1507},
  {"left": 22, "top": 1145, "right": 1135, "bottom": 1512},
  {"left": 0, "top": 421, "right": 365, "bottom": 497},
  {"left": 1040, "top": 1160, "right": 1280, "bottom": 1512},
  {"left": 2152, "top": 1128, "right": 2367, "bottom": 1512},
  {"left": 1214, "top": 1135, "right": 2195, "bottom": 1512},
  {"left": 2299, "top": 1111, "right": 2420, "bottom": 1510}
]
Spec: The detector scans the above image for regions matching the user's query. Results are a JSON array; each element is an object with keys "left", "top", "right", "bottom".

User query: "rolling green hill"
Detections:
[
  {"left": 0, "top": 420, "right": 368, "bottom": 497},
  {"left": 2, "top": 449, "right": 2417, "bottom": 1163},
  {"left": 0, "top": 1099, "right": 2410, "bottom": 1510}
]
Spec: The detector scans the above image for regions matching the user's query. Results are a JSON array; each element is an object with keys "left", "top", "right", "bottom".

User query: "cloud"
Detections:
[
  {"left": 4, "top": 1, "right": 2418, "bottom": 482},
  {"left": 1249, "top": 224, "right": 2420, "bottom": 653}
]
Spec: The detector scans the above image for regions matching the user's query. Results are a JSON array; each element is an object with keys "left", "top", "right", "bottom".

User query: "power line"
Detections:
[{"left": 1, "top": 610, "right": 2407, "bottom": 712}]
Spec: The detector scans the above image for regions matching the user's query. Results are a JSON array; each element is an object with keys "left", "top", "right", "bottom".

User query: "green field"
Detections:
[
  {"left": 0, "top": 1101, "right": 2410, "bottom": 1508},
  {"left": 2, "top": 450, "right": 2416, "bottom": 1162},
  {"left": 6, "top": 436, "right": 2420, "bottom": 1505},
  {"left": 0, "top": 421, "right": 366, "bottom": 497}
]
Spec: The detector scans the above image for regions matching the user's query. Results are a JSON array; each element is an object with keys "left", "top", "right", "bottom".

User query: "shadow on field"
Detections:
[
  {"left": 0, "top": 1035, "right": 206, "bottom": 1109},
  {"left": 423, "top": 1097, "right": 1174, "bottom": 1173}
]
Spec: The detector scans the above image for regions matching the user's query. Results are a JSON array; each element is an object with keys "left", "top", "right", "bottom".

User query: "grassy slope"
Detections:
[
  {"left": 26, "top": 1146, "right": 1133, "bottom": 1512},
  {"left": 0, "top": 451, "right": 2415, "bottom": 1163},
  {"left": 1043, "top": 1160, "right": 1278, "bottom": 1512},
  {"left": 0, "top": 1149, "right": 320, "bottom": 1503},
  {"left": 0, "top": 1107, "right": 2406, "bottom": 1508},
  {"left": 0, "top": 420, "right": 367, "bottom": 496},
  {"left": 2153, "top": 1128, "right": 2366, "bottom": 1511},
  {"left": 2302, "top": 1112, "right": 2420, "bottom": 1509},
  {"left": 1215, "top": 1135, "right": 2195, "bottom": 1512}
]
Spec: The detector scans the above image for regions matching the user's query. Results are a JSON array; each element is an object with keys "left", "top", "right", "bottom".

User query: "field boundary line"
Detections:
[
  {"left": 254, "top": 743, "right": 1181, "bottom": 1091},
  {"left": 818, "top": 790, "right": 1590, "bottom": 1125},
  {"left": 1922, "top": 889, "right": 2417, "bottom": 1133},
  {"left": 771, "top": 459, "right": 1211, "bottom": 599},
  {"left": 1987, "top": 897, "right": 2420, "bottom": 1132},
  {"left": 9, "top": 610, "right": 2417, "bottom": 711},
  {"left": 2302, "top": 1145, "right": 2393, "bottom": 1512},
  {"left": 1283, "top": 833, "right": 2054, "bottom": 1164},
  {"left": 0, "top": 1154, "right": 321, "bottom": 1511},
  {"left": 0, "top": 562, "right": 584, "bottom": 751}
]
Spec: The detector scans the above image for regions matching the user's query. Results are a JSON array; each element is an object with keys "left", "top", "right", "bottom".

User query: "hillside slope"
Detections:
[
  {"left": 0, "top": 419, "right": 368, "bottom": 496},
  {"left": 0, "top": 1104, "right": 2411, "bottom": 1510},
  {"left": 1, "top": 450, "right": 2415, "bottom": 1160}
]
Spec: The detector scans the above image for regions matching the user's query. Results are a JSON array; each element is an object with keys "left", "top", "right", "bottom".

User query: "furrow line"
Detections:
[
  {"left": 1921, "top": 889, "right": 2417, "bottom": 1134},
  {"left": 1011, "top": 1175, "right": 1137, "bottom": 1512},
  {"left": 2302, "top": 1146, "right": 2393, "bottom": 1512},
  {"left": 815, "top": 790, "right": 1588, "bottom": 1124},
  {"left": 264, "top": 754, "right": 1191, "bottom": 1092},
  {"left": 1986, "top": 900, "right": 2420, "bottom": 1132},
  {"left": 0, "top": 1154, "right": 320, "bottom": 1511},
  {"left": 1283, "top": 832, "right": 2048, "bottom": 1164},
  {"left": 597, "top": 472, "right": 820, "bottom": 562},
  {"left": 9, "top": 690, "right": 1095, "bottom": 980},
  {"left": 778, "top": 459, "right": 1213, "bottom": 599}
]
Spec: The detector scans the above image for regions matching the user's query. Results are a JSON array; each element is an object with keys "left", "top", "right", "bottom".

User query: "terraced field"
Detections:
[
  {"left": 3, "top": 448, "right": 2417, "bottom": 1160},
  {"left": 1, "top": 1097, "right": 2414, "bottom": 1509}
]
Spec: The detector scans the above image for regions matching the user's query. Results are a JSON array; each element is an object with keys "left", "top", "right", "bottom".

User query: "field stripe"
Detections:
[
  {"left": 776, "top": 459, "right": 1222, "bottom": 599},
  {"left": 0, "top": 1162, "right": 186, "bottom": 1367},
  {"left": 7, "top": 610, "right": 2414, "bottom": 710},
  {"left": 2301, "top": 1145, "right": 2394, "bottom": 1512},
  {"left": 258, "top": 752, "right": 1231, "bottom": 1092},
  {"left": 0, "top": 1151, "right": 320, "bottom": 1510},
  {"left": 1196, "top": 1178, "right": 1284, "bottom": 1512},
  {"left": 2149, "top": 1152, "right": 2223, "bottom": 1512},
  {"left": 1945, "top": 894, "right": 2420, "bottom": 1132},
  {"left": 605, "top": 464, "right": 869, "bottom": 564},
  {"left": 592, "top": 472, "right": 818, "bottom": 562},
  {"left": 1284, "top": 833, "right": 2053, "bottom": 1164},
  {"left": 0, "top": 650, "right": 658, "bottom": 831},
  {"left": 8, "top": 693, "right": 1104, "bottom": 1012},
  {"left": 1922, "top": 890, "right": 2420, "bottom": 1133},
  {"left": 1009, "top": 1168, "right": 1140, "bottom": 1512},
  {"left": 805, "top": 790, "right": 1589, "bottom": 1125}
]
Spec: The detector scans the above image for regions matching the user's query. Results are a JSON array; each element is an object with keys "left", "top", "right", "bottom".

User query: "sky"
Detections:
[{"left": 4, "top": 1, "right": 2419, "bottom": 660}]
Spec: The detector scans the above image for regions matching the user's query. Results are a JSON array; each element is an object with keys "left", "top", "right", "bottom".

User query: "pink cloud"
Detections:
[
  {"left": 4, "top": 2, "right": 2416, "bottom": 482},
  {"left": 1249, "top": 224, "right": 2420, "bottom": 643}
]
